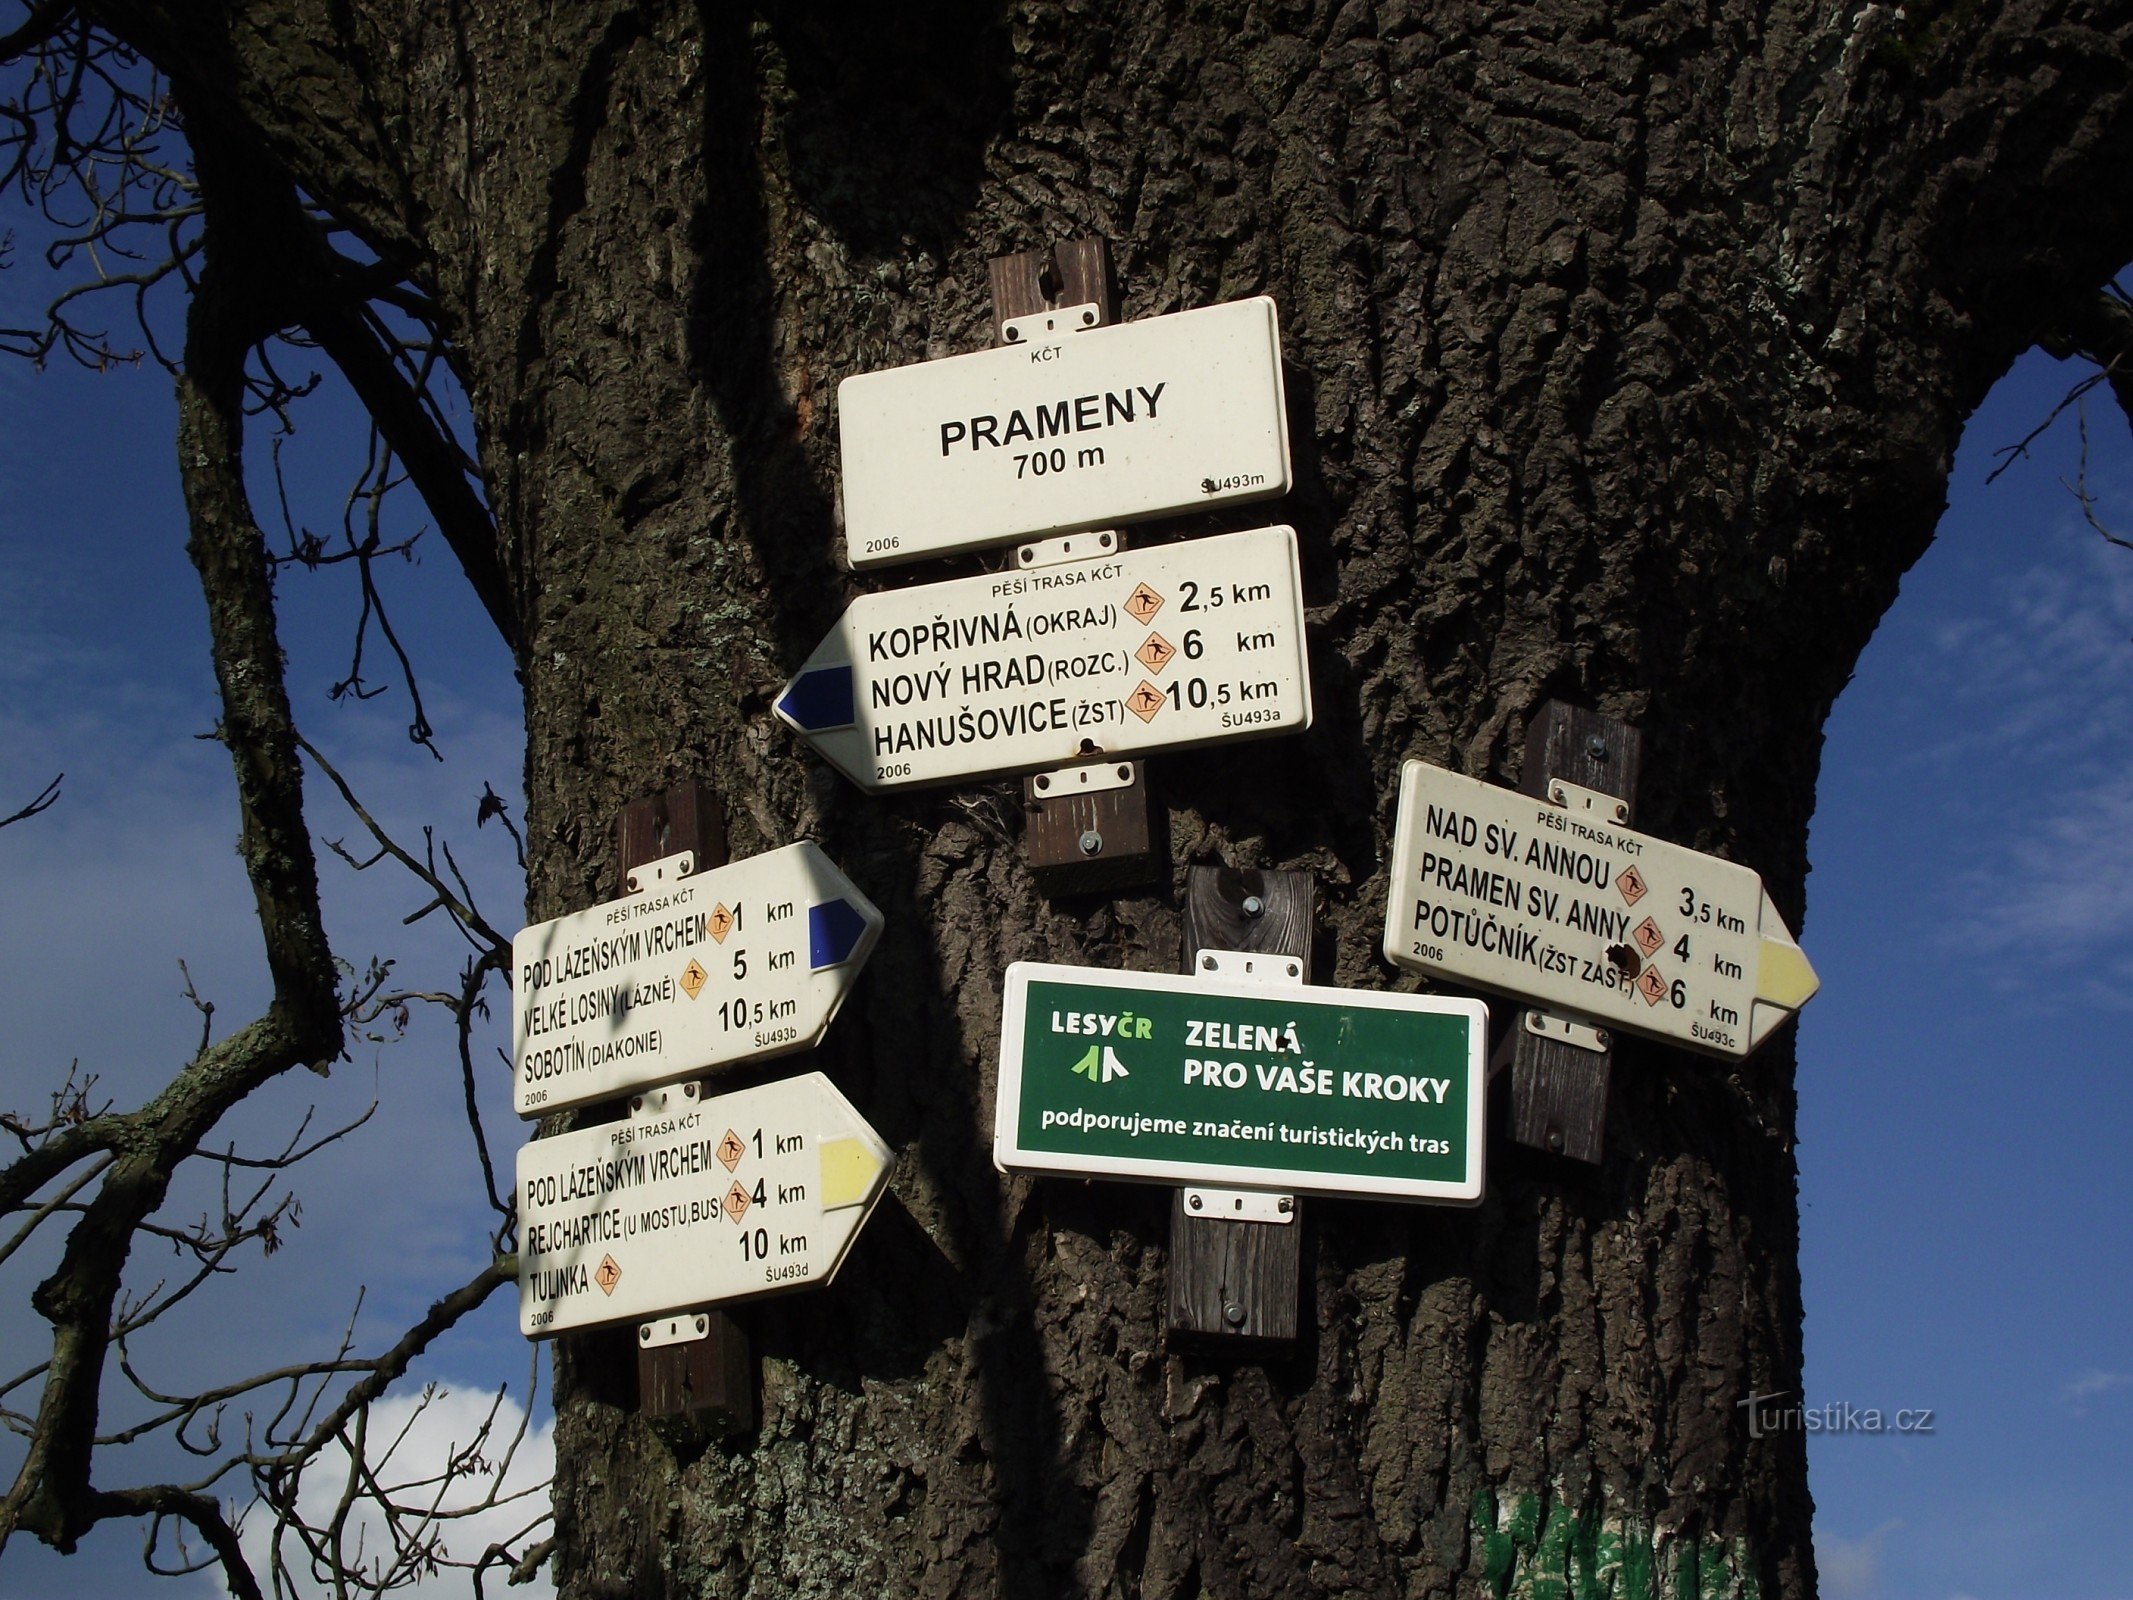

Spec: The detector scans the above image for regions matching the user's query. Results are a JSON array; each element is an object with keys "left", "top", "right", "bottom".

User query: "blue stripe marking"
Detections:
[
  {"left": 809, "top": 899, "right": 869, "bottom": 969},
  {"left": 778, "top": 665, "right": 855, "bottom": 732}
]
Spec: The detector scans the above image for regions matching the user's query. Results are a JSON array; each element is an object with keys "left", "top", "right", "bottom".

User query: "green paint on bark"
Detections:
[{"left": 1470, "top": 1490, "right": 1763, "bottom": 1600}]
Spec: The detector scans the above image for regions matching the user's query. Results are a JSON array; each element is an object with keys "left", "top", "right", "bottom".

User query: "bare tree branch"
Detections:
[{"left": 0, "top": 772, "right": 61, "bottom": 828}]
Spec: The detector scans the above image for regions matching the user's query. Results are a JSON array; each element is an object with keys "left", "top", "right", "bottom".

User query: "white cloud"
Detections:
[
  {"left": 1816, "top": 1519, "right": 1902, "bottom": 1600},
  {"left": 219, "top": 1381, "right": 555, "bottom": 1600},
  {"left": 2059, "top": 1368, "right": 2133, "bottom": 1412},
  {"left": 1884, "top": 518, "right": 2133, "bottom": 1005}
]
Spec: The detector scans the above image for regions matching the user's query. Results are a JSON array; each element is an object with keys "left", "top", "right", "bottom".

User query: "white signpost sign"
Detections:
[
  {"left": 518, "top": 1073, "right": 892, "bottom": 1337},
  {"left": 775, "top": 524, "right": 1312, "bottom": 791},
  {"left": 1382, "top": 761, "right": 1819, "bottom": 1059},
  {"left": 838, "top": 295, "right": 1291, "bottom": 569},
  {"left": 513, "top": 842, "right": 882, "bottom": 1117}
]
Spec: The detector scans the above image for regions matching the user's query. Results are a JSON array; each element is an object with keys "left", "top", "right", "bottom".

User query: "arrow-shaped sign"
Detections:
[
  {"left": 776, "top": 524, "right": 1312, "bottom": 790},
  {"left": 512, "top": 842, "right": 882, "bottom": 1117},
  {"left": 1381, "top": 760, "right": 1818, "bottom": 1058},
  {"left": 517, "top": 1073, "right": 892, "bottom": 1337}
]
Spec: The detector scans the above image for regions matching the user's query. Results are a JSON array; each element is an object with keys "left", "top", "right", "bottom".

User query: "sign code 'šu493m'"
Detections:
[{"left": 838, "top": 295, "right": 1291, "bottom": 569}]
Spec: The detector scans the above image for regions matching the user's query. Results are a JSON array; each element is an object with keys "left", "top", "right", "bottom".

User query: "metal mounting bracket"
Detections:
[
  {"left": 627, "top": 1082, "right": 701, "bottom": 1118},
  {"left": 1014, "top": 528, "right": 1120, "bottom": 570},
  {"left": 1522, "top": 1009, "right": 1610, "bottom": 1056},
  {"left": 624, "top": 849, "right": 697, "bottom": 894},
  {"left": 1029, "top": 760, "right": 1136, "bottom": 800},
  {"left": 1544, "top": 778, "right": 1632, "bottom": 827},
  {"left": 1192, "top": 948, "right": 1305, "bottom": 986},
  {"left": 639, "top": 1312, "right": 713, "bottom": 1350},
  {"left": 1000, "top": 301, "right": 1103, "bottom": 345},
  {"left": 1182, "top": 1188, "right": 1296, "bottom": 1225}
]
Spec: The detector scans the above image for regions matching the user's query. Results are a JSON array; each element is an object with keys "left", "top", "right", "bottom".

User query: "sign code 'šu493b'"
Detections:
[{"left": 513, "top": 842, "right": 882, "bottom": 1116}]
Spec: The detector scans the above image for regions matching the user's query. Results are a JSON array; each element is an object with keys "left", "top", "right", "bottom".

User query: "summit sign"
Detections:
[{"left": 838, "top": 295, "right": 1291, "bottom": 569}]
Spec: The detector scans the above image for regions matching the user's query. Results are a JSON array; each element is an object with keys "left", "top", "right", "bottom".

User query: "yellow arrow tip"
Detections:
[
  {"left": 1756, "top": 936, "right": 1819, "bottom": 1011},
  {"left": 819, "top": 1137, "right": 886, "bottom": 1210}
]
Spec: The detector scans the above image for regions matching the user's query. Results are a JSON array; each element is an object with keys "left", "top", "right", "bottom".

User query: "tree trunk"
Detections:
[{"left": 101, "top": 1, "right": 2133, "bottom": 1594}]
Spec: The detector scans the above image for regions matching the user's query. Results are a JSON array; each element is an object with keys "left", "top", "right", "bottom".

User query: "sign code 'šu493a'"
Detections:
[{"left": 777, "top": 525, "right": 1312, "bottom": 790}]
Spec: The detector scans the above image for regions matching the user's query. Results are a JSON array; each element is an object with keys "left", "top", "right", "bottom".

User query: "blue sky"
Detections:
[
  {"left": 1799, "top": 345, "right": 2133, "bottom": 1600},
  {"left": 3, "top": 252, "right": 2131, "bottom": 1595}
]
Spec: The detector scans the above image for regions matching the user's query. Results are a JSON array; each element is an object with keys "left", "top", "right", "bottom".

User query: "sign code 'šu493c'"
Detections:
[{"left": 1381, "top": 761, "right": 1818, "bottom": 1058}]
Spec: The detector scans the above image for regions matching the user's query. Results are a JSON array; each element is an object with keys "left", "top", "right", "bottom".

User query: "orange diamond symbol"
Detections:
[
  {"left": 723, "top": 1182, "right": 751, "bottom": 1223},
  {"left": 1124, "top": 583, "right": 1164, "bottom": 624},
  {"left": 1631, "top": 916, "right": 1664, "bottom": 958},
  {"left": 594, "top": 1255, "right": 622, "bottom": 1295},
  {"left": 706, "top": 904, "right": 735, "bottom": 943},
  {"left": 1637, "top": 966, "right": 1669, "bottom": 1007},
  {"left": 680, "top": 959, "right": 708, "bottom": 999},
  {"left": 716, "top": 1129, "right": 746, "bottom": 1172},
  {"left": 1135, "top": 633, "right": 1177, "bottom": 674},
  {"left": 1616, "top": 866, "right": 1649, "bottom": 907},
  {"left": 1125, "top": 681, "right": 1165, "bottom": 723}
]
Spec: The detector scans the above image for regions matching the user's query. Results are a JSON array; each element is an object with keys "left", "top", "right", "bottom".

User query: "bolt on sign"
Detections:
[
  {"left": 512, "top": 842, "right": 882, "bottom": 1117},
  {"left": 518, "top": 1074, "right": 891, "bottom": 1336},
  {"left": 838, "top": 295, "right": 1291, "bottom": 570},
  {"left": 775, "top": 524, "right": 1312, "bottom": 791},
  {"left": 1381, "top": 760, "right": 1820, "bottom": 1058},
  {"left": 993, "top": 963, "right": 1488, "bottom": 1204}
]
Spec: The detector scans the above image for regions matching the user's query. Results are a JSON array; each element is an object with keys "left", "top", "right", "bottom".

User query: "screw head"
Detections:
[
  {"left": 1189, "top": 1193, "right": 1203, "bottom": 1210},
  {"left": 695, "top": 1315, "right": 707, "bottom": 1334},
  {"left": 1547, "top": 1129, "right": 1566, "bottom": 1152},
  {"left": 1078, "top": 829, "right": 1103, "bottom": 856},
  {"left": 1242, "top": 894, "right": 1265, "bottom": 918},
  {"left": 1277, "top": 1197, "right": 1293, "bottom": 1214},
  {"left": 1593, "top": 1029, "right": 1611, "bottom": 1049},
  {"left": 1586, "top": 734, "right": 1609, "bottom": 761},
  {"left": 1222, "top": 1301, "right": 1247, "bottom": 1328}
]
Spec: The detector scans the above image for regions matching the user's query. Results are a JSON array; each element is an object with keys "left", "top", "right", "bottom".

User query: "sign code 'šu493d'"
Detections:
[{"left": 518, "top": 1073, "right": 890, "bottom": 1336}]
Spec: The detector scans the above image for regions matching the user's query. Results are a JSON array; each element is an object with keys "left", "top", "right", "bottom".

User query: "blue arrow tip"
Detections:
[
  {"left": 809, "top": 899, "right": 870, "bottom": 969},
  {"left": 778, "top": 665, "right": 855, "bottom": 732}
]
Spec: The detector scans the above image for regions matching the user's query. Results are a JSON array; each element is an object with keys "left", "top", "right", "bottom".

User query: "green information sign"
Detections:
[{"left": 993, "top": 962, "right": 1487, "bottom": 1203}]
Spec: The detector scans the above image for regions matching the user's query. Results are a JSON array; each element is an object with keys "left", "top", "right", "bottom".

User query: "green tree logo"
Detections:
[{"left": 1069, "top": 1044, "right": 1131, "bottom": 1085}]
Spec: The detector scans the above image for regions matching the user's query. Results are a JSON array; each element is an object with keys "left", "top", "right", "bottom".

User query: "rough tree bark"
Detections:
[{"left": 69, "top": 1, "right": 2133, "bottom": 1595}]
